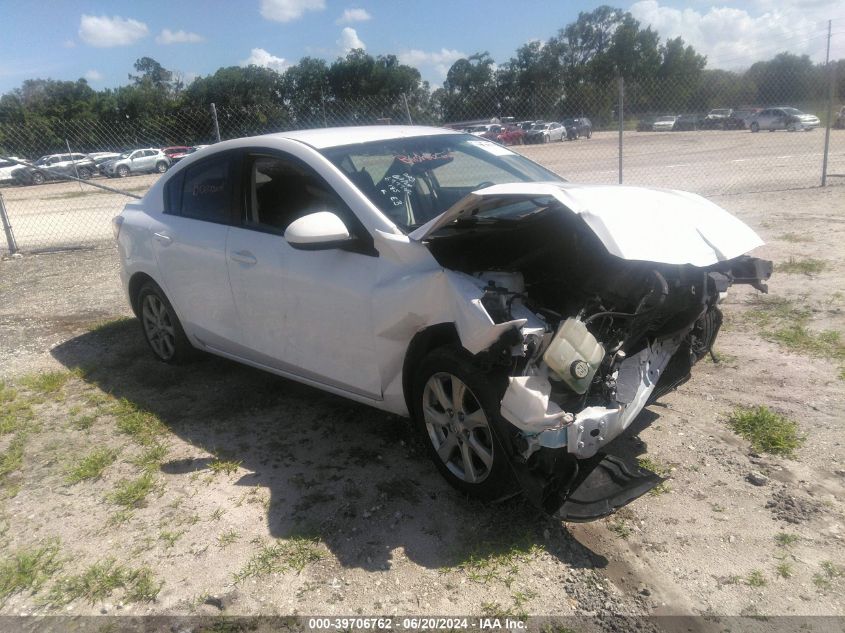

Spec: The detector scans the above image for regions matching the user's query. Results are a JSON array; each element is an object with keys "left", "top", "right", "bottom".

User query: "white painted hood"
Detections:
[{"left": 409, "top": 182, "right": 764, "bottom": 267}]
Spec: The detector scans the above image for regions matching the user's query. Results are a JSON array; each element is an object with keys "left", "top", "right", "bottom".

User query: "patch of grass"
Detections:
[
  {"left": 746, "top": 570, "right": 767, "bottom": 587},
  {"left": 608, "top": 518, "right": 632, "bottom": 539},
  {"left": 776, "top": 562, "right": 793, "bottom": 579},
  {"left": 217, "top": 530, "right": 240, "bottom": 548},
  {"left": 777, "top": 257, "right": 826, "bottom": 276},
  {"left": 70, "top": 414, "right": 97, "bottom": 431},
  {"left": 775, "top": 533, "right": 800, "bottom": 547},
  {"left": 0, "top": 540, "right": 62, "bottom": 600},
  {"left": 811, "top": 562, "right": 840, "bottom": 593},
  {"left": 777, "top": 232, "right": 813, "bottom": 243},
  {"left": 46, "top": 559, "right": 160, "bottom": 606},
  {"left": 158, "top": 530, "right": 184, "bottom": 549},
  {"left": 109, "top": 472, "right": 156, "bottom": 508},
  {"left": 208, "top": 457, "right": 242, "bottom": 476},
  {"left": 110, "top": 399, "right": 165, "bottom": 446},
  {"left": 87, "top": 317, "right": 133, "bottom": 334},
  {"left": 107, "top": 510, "right": 134, "bottom": 526},
  {"left": 66, "top": 448, "right": 118, "bottom": 484},
  {"left": 233, "top": 537, "right": 323, "bottom": 583},
  {"left": 820, "top": 561, "right": 843, "bottom": 579},
  {"left": 133, "top": 443, "right": 167, "bottom": 473},
  {"left": 18, "top": 371, "right": 73, "bottom": 395},
  {"left": 727, "top": 406, "right": 804, "bottom": 457},
  {"left": 0, "top": 391, "right": 33, "bottom": 436},
  {"left": 637, "top": 456, "right": 671, "bottom": 495},
  {"left": 208, "top": 508, "right": 225, "bottom": 521},
  {"left": 744, "top": 295, "right": 845, "bottom": 373},
  {"left": 0, "top": 434, "right": 26, "bottom": 487},
  {"left": 457, "top": 536, "right": 541, "bottom": 587}
]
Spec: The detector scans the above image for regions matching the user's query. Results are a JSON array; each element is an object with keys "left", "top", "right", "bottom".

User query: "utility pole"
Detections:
[
  {"left": 821, "top": 19, "right": 833, "bottom": 187},
  {"left": 618, "top": 76, "right": 624, "bottom": 185},
  {"left": 210, "top": 103, "right": 222, "bottom": 143}
]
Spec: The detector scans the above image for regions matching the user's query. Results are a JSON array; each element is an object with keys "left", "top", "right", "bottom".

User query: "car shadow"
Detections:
[{"left": 46, "top": 319, "right": 665, "bottom": 574}]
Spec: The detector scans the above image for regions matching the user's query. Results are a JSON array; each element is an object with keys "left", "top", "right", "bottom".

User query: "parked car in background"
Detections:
[
  {"left": 673, "top": 114, "right": 702, "bottom": 131},
  {"left": 563, "top": 118, "right": 592, "bottom": 139},
  {"left": 652, "top": 115, "right": 678, "bottom": 131},
  {"left": 163, "top": 146, "right": 194, "bottom": 163},
  {"left": 88, "top": 152, "right": 122, "bottom": 168},
  {"left": 113, "top": 125, "right": 771, "bottom": 519},
  {"left": 525, "top": 122, "right": 565, "bottom": 143},
  {"left": 749, "top": 107, "right": 820, "bottom": 132},
  {"left": 13, "top": 153, "right": 97, "bottom": 185},
  {"left": 102, "top": 149, "right": 171, "bottom": 178},
  {"left": 496, "top": 125, "right": 525, "bottom": 145},
  {"left": 636, "top": 116, "right": 657, "bottom": 131},
  {"left": 724, "top": 109, "right": 760, "bottom": 130},
  {"left": 700, "top": 108, "right": 732, "bottom": 129},
  {"left": 0, "top": 157, "right": 26, "bottom": 184}
]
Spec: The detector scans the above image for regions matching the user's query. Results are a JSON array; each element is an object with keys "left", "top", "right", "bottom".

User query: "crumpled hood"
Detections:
[{"left": 409, "top": 182, "right": 764, "bottom": 267}]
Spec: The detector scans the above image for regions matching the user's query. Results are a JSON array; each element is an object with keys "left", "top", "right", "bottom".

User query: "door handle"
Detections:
[
  {"left": 230, "top": 250, "right": 257, "bottom": 266},
  {"left": 153, "top": 232, "right": 172, "bottom": 245}
]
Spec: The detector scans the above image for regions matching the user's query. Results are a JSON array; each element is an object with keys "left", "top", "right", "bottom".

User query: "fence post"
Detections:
[
  {"left": 210, "top": 103, "right": 222, "bottom": 143},
  {"left": 0, "top": 192, "right": 19, "bottom": 255},
  {"left": 618, "top": 76, "right": 624, "bottom": 185},
  {"left": 821, "top": 19, "right": 833, "bottom": 187},
  {"left": 402, "top": 93, "right": 413, "bottom": 125}
]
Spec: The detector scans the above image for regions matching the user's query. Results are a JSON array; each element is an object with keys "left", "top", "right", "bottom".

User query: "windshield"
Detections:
[
  {"left": 711, "top": 109, "right": 730, "bottom": 115},
  {"left": 782, "top": 108, "right": 803, "bottom": 116},
  {"left": 320, "top": 133, "right": 564, "bottom": 233},
  {"left": 657, "top": 116, "right": 675, "bottom": 122}
]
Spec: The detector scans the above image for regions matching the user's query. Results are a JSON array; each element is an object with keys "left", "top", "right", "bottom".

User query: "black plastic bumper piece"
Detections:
[
  {"left": 509, "top": 446, "right": 664, "bottom": 522},
  {"left": 554, "top": 453, "right": 664, "bottom": 522}
]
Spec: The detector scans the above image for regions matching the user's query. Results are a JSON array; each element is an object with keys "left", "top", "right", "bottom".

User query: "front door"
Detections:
[{"left": 225, "top": 151, "right": 382, "bottom": 398}]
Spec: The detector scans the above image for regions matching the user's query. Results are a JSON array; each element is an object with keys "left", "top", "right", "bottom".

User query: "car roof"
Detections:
[{"left": 253, "top": 125, "right": 456, "bottom": 150}]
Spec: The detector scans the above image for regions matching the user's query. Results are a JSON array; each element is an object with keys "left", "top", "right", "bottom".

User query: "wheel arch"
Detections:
[
  {"left": 127, "top": 271, "right": 159, "bottom": 318},
  {"left": 401, "top": 322, "right": 460, "bottom": 415}
]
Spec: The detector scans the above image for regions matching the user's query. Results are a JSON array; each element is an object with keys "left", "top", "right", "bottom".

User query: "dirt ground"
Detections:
[{"left": 0, "top": 186, "right": 844, "bottom": 625}]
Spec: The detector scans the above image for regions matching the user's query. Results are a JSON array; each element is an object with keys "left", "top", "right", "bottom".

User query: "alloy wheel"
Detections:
[
  {"left": 142, "top": 293, "right": 177, "bottom": 360},
  {"left": 421, "top": 372, "right": 494, "bottom": 484}
]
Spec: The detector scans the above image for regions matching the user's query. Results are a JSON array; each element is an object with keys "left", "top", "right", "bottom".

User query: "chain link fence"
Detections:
[{"left": 1, "top": 71, "right": 843, "bottom": 253}]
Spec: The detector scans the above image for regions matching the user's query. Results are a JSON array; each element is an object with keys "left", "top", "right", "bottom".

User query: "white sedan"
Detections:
[
  {"left": 114, "top": 125, "right": 771, "bottom": 520},
  {"left": 651, "top": 115, "right": 678, "bottom": 131}
]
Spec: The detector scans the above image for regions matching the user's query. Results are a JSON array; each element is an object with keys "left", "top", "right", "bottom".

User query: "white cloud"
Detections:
[
  {"left": 240, "top": 48, "right": 290, "bottom": 73},
  {"left": 63, "top": 39, "right": 76, "bottom": 48},
  {"left": 260, "top": 0, "right": 325, "bottom": 23},
  {"left": 336, "top": 8, "right": 372, "bottom": 24},
  {"left": 156, "top": 29, "right": 204, "bottom": 45},
  {"left": 84, "top": 69, "right": 103, "bottom": 82},
  {"left": 78, "top": 14, "right": 149, "bottom": 48},
  {"left": 629, "top": 0, "right": 845, "bottom": 68},
  {"left": 398, "top": 48, "right": 466, "bottom": 81},
  {"left": 337, "top": 27, "right": 366, "bottom": 52}
]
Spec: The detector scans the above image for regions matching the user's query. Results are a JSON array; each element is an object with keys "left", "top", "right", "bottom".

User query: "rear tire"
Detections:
[
  {"left": 31, "top": 172, "right": 45, "bottom": 185},
  {"left": 137, "top": 281, "right": 193, "bottom": 364},
  {"left": 117, "top": 165, "right": 129, "bottom": 178},
  {"left": 750, "top": 122, "right": 759, "bottom": 133},
  {"left": 156, "top": 161, "right": 168, "bottom": 174},
  {"left": 77, "top": 167, "right": 92, "bottom": 179},
  {"left": 412, "top": 346, "right": 518, "bottom": 501}
]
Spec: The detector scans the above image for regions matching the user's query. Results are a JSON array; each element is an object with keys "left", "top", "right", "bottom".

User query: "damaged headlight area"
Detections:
[{"left": 426, "top": 214, "right": 772, "bottom": 519}]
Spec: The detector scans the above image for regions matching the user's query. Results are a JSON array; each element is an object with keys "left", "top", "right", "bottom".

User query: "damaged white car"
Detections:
[{"left": 114, "top": 126, "right": 772, "bottom": 520}]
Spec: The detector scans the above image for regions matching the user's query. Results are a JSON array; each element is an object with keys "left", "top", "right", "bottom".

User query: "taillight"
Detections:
[{"left": 112, "top": 215, "right": 124, "bottom": 241}]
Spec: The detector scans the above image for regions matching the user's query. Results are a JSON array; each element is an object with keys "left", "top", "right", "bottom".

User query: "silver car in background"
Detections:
[
  {"left": 749, "top": 107, "right": 820, "bottom": 132},
  {"left": 102, "top": 149, "right": 171, "bottom": 178}
]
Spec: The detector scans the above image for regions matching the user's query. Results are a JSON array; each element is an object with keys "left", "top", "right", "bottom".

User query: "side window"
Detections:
[
  {"left": 180, "top": 156, "right": 233, "bottom": 223},
  {"left": 243, "top": 154, "right": 350, "bottom": 234}
]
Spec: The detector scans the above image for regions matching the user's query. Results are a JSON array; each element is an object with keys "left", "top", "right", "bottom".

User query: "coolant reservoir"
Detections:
[{"left": 543, "top": 318, "right": 605, "bottom": 394}]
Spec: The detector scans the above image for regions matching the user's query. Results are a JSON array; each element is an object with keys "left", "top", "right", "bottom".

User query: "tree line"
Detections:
[{"left": 1, "top": 5, "right": 843, "bottom": 156}]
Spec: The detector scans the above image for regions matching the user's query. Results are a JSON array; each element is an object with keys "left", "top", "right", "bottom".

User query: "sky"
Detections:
[{"left": 1, "top": 0, "right": 844, "bottom": 95}]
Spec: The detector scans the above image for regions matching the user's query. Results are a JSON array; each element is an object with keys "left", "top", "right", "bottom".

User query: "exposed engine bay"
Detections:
[{"left": 422, "top": 204, "right": 773, "bottom": 517}]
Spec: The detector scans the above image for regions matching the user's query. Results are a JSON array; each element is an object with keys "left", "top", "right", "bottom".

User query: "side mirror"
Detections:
[{"left": 284, "top": 211, "right": 351, "bottom": 250}]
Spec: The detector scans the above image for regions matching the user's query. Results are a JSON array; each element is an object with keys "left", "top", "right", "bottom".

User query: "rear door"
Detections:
[
  {"left": 148, "top": 150, "right": 242, "bottom": 351},
  {"left": 225, "top": 149, "right": 382, "bottom": 397}
]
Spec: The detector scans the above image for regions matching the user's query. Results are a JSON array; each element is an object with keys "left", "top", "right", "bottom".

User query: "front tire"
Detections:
[
  {"left": 750, "top": 122, "right": 760, "bottom": 133},
  {"left": 77, "top": 167, "right": 92, "bottom": 179},
  {"left": 156, "top": 161, "right": 168, "bottom": 174},
  {"left": 412, "top": 346, "right": 517, "bottom": 501},
  {"left": 117, "top": 165, "right": 129, "bottom": 178},
  {"left": 137, "top": 281, "right": 192, "bottom": 364},
  {"left": 31, "top": 172, "right": 45, "bottom": 185}
]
